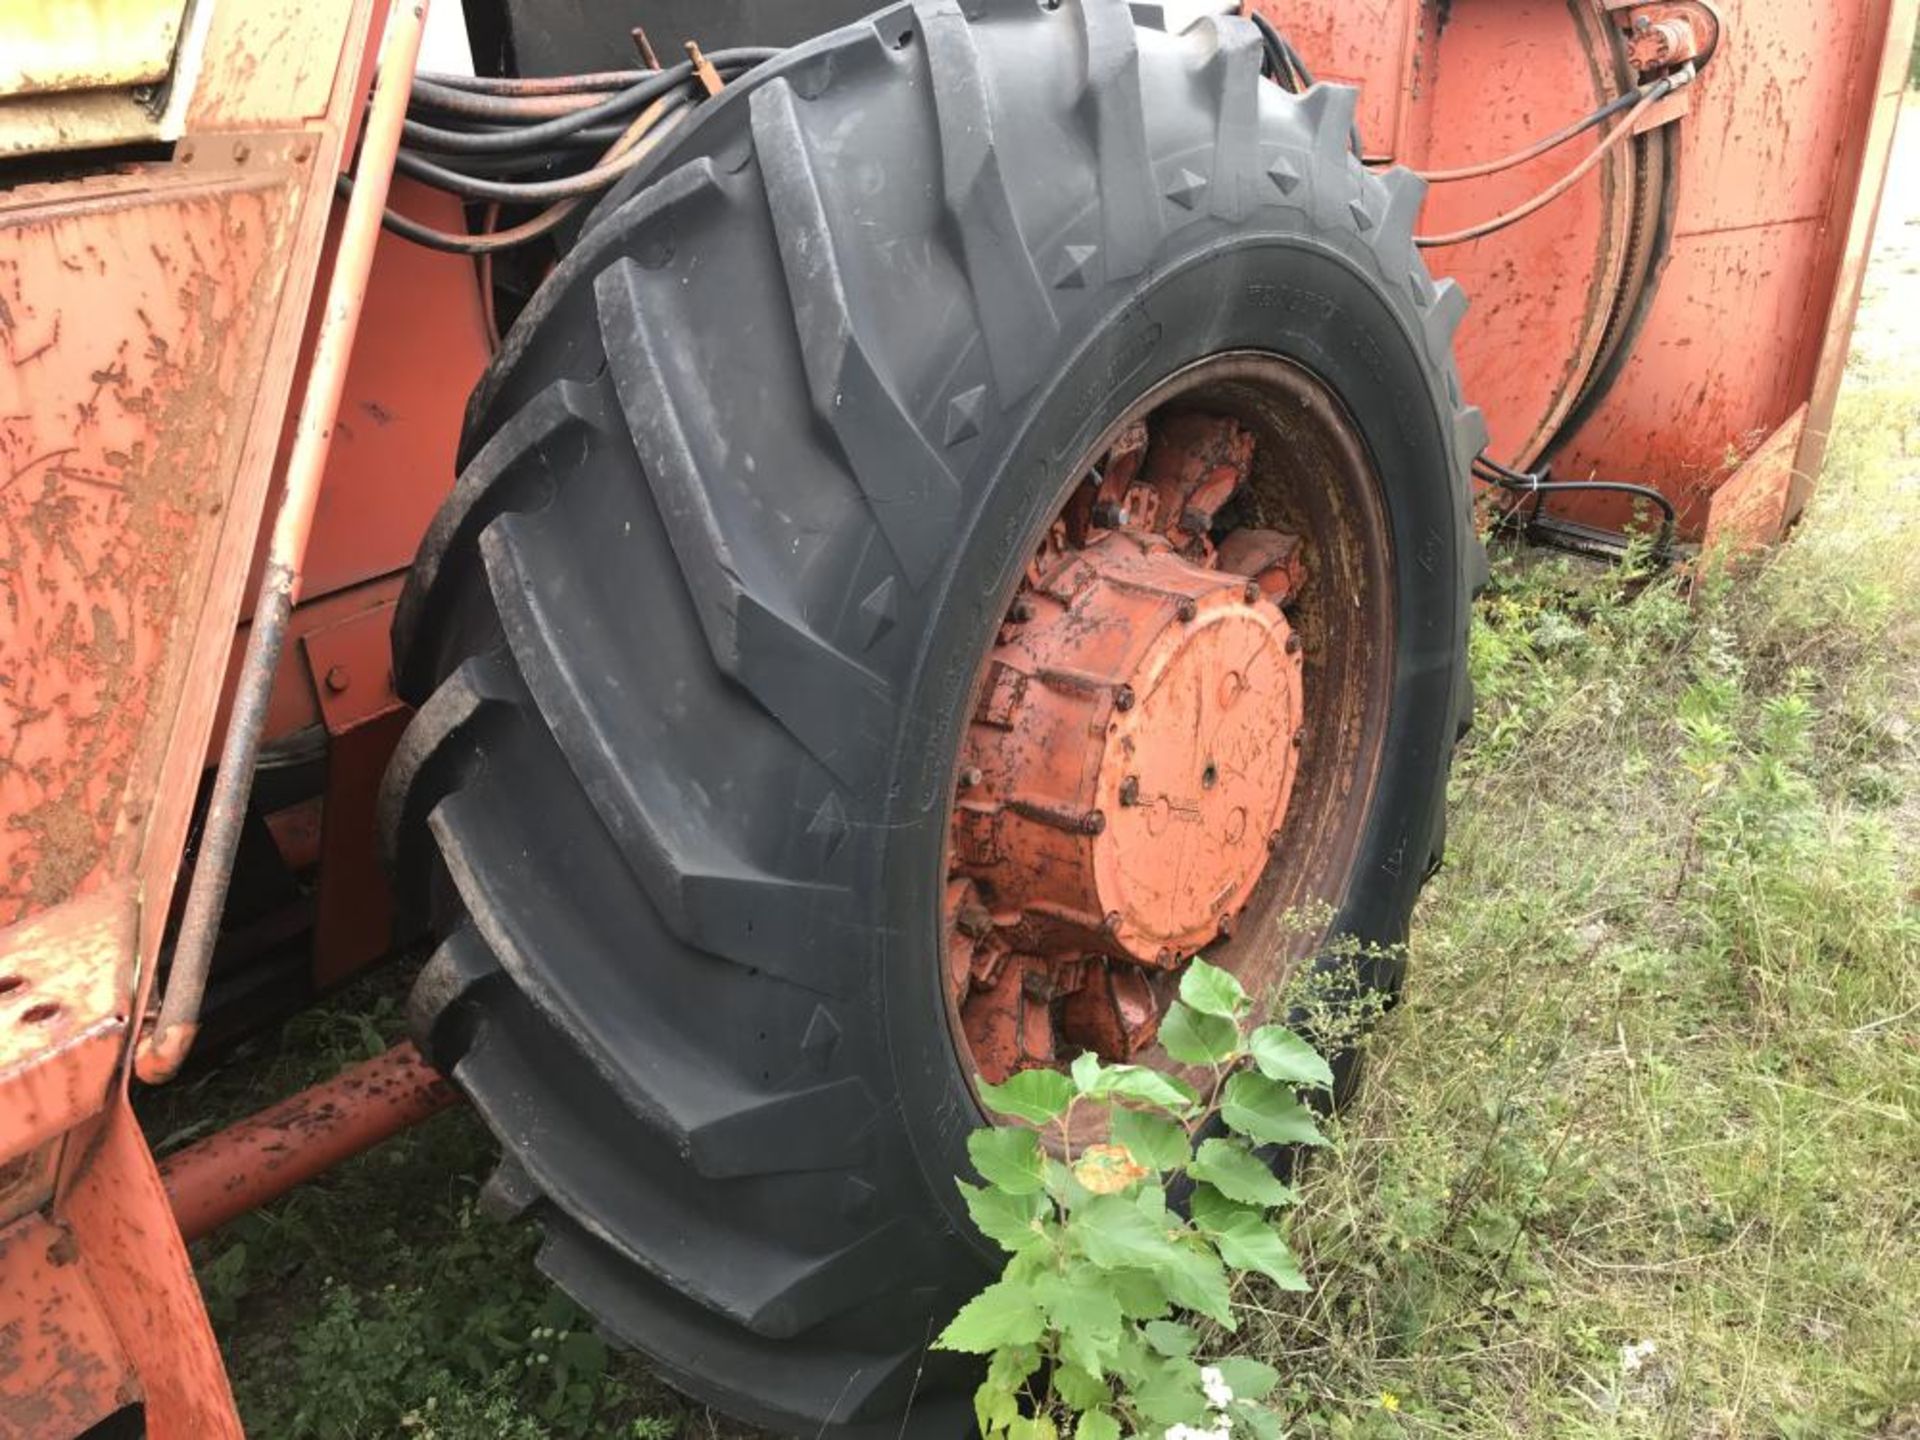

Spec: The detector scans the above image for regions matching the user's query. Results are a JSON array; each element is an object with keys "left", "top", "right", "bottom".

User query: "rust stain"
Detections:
[{"left": 0, "top": 180, "right": 296, "bottom": 925}]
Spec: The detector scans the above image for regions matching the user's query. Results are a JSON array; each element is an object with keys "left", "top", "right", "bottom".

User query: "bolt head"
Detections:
[
  {"left": 1118, "top": 776, "right": 1140, "bottom": 806},
  {"left": 960, "top": 765, "right": 984, "bottom": 789},
  {"left": 1113, "top": 684, "right": 1136, "bottom": 712},
  {"left": 324, "top": 665, "right": 351, "bottom": 694},
  {"left": 1082, "top": 809, "right": 1107, "bottom": 836},
  {"left": 1244, "top": 580, "right": 1263, "bottom": 605},
  {"left": 1176, "top": 598, "right": 1198, "bottom": 623}
]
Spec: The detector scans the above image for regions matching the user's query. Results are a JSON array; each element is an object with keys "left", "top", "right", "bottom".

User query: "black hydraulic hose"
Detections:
[
  {"left": 415, "top": 50, "right": 779, "bottom": 97},
  {"left": 1475, "top": 456, "right": 1678, "bottom": 549},
  {"left": 402, "top": 50, "right": 763, "bottom": 155}
]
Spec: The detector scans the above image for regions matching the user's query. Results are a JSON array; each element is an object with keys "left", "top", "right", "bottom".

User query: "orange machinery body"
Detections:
[{"left": 0, "top": 0, "right": 1912, "bottom": 1432}]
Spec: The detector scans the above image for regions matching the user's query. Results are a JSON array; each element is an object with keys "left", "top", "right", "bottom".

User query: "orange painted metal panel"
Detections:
[
  {"left": 1792, "top": 0, "right": 1920, "bottom": 519},
  {"left": 1406, "top": 0, "right": 1638, "bottom": 468},
  {"left": 1260, "top": 0, "right": 1913, "bottom": 542},
  {"left": 189, "top": 0, "right": 361, "bottom": 129},
  {"left": 60, "top": 1097, "right": 242, "bottom": 1438},
  {"left": 1704, "top": 404, "right": 1809, "bottom": 553},
  {"left": 301, "top": 181, "right": 491, "bottom": 605},
  {"left": 0, "top": 1211, "right": 134, "bottom": 1438},
  {"left": 0, "top": 151, "right": 307, "bottom": 929},
  {"left": 1547, "top": 220, "right": 1832, "bottom": 531}
]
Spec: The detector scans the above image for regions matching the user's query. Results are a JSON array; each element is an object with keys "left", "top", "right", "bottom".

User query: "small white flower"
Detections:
[
  {"left": 1165, "top": 1425, "right": 1231, "bottom": 1440},
  {"left": 1620, "top": 1339, "right": 1658, "bottom": 1375},
  {"left": 1200, "top": 1366, "right": 1236, "bottom": 1410}
]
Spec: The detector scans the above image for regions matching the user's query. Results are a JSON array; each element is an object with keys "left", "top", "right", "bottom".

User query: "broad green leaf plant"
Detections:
[{"left": 934, "top": 958, "right": 1336, "bottom": 1440}]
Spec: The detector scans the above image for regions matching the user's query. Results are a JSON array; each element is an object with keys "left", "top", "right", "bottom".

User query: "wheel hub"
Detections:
[{"left": 947, "top": 412, "right": 1309, "bottom": 1082}]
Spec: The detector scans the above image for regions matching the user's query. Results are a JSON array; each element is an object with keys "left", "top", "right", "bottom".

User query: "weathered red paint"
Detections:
[
  {"left": 0, "top": 888, "right": 130, "bottom": 1164},
  {"left": 0, "top": 1212, "right": 134, "bottom": 1438},
  {"left": 159, "top": 1043, "right": 455, "bottom": 1244},
  {"left": 301, "top": 597, "right": 411, "bottom": 987},
  {"left": 1246, "top": 0, "right": 1918, "bottom": 543},
  {"left": 949, "top": 415, "right": 1305, "bottom": 1081}
]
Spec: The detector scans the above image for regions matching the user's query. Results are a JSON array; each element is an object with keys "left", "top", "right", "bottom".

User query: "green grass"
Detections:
[
  {"left": 1240, "top": 365, "right": 1920, "bottom": 1437},
  {"left": 139, "top": 981, "right": 712, "bottom": 1439},
  {"left": 149, "top": 257, "right": 1918, "bottom": 1440}
]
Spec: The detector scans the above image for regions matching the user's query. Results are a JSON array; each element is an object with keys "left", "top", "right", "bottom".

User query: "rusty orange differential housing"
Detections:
[{"left": 947, "top": 415, "right": 1307, "bottom": 1082}]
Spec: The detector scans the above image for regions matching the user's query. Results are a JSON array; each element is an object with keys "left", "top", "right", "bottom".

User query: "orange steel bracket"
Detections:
[
  {"left": 1704, "top": 405, "right": 1811, "bottom": 556},
  {"left": 0, "top": 888, "right": 132, "bottom": 1167},
  {"left": 301, "top": 599, "right": 412, "bottom": 987}
]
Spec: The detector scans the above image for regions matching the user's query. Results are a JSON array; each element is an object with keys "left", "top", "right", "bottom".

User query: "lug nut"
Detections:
[
  {"left": 960, "top": 765, "right": 984, "bottom": 789},
  {"left": 1081, "top": 809, "right": 1107, "bottom": 836},
  {"left": 1113, "top": 684, "right": 1136, "bottom": 712},
  {"left": 1176, "top": 598, "right": 1198, "bottom": 623},
  {"left": 1244, "top": 580, "right": 1263, "bottom": 605}
]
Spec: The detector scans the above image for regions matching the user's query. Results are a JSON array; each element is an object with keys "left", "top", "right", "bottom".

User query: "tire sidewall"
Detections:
[{"left": 875, "top": 228, "right": 1469, "bottom": 1251}]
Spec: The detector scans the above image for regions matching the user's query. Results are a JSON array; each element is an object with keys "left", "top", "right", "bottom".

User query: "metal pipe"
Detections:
[
  {"left": 159, "top": 1043, "right": 457, "bottom": 1242},
  {"left": 135, "top": 0, "right": 430, "bottom": 1085}
]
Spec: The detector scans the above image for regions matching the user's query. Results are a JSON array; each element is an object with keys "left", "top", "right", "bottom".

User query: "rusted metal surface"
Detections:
[
  {"left": 1247, "top": 0, "right": 1914, "bottom": 544},
  {"left": 1703, "top": 404, "right": 1809, "bottom": 555},
  {"left": 1404, "top": 0, "right": 1645, "bottom": 469},
  {"left": 188, "top": 0, "right": 362, "bottom": 130},
  {"left": 949, "top": 411, "right": 1308, "bottom": 1082},
  {"left": 946, "top": 355, "right": 1397, "bottom": 1115},
  {"left": 138, "top": 0, "right": 428, "bottom": 1084},
  {"left": 159, "top": 1042, "right": 454, "bottom": 1243},
  {"left": 0, "top": 145, "right": 307, "bottom": 929},
  {"left": 1619, "top": 5, "right": 1719, "bottom": 73},
  {"left": 0, "top": 1212, "right": 134, "bottom": 1439},
  {"left": 60, "top": 1096, "right": 242, "bottom": 1437},
  {"left": 0, "top": 887, "right": 131, "bottom": 1163},
  {"left": 1789, "top": 0, "right": 1920, "bottom": 523}
]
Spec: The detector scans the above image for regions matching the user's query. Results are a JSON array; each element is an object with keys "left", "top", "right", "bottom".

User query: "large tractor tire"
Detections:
[{"left": 382, "top": 1, "right": 1483, "bottom": 1432}]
